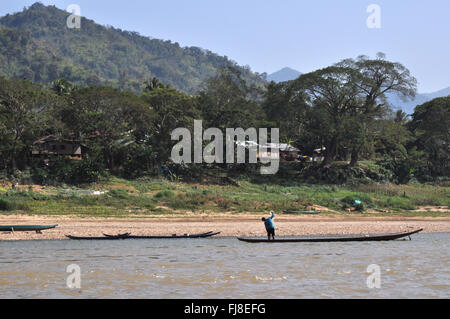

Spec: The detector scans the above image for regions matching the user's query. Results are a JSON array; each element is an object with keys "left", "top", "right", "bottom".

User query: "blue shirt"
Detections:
[{"left": 264, "top": 213, "right": 275, "bottom": 230}]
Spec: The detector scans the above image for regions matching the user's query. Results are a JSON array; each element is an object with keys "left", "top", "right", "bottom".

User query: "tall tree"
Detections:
[
  {"left": 51, "top": 78, "right": 77, "bottom": 96},
  {"left": 198, "top": 66, "right": 264, "bottom": 130},
  {"left": 291, "top": 66, "right": 363, "bottom": 166},
  {"left": 0, "top": 77, "right": 51, "bottom": 171},
  {"left": 54, "top": 86, "right": 150, "bottom": 171},
  {"left": 373, "top": 112, "right": 413, "bottom": 160},
  {"left": 142, "top": 86, "right": 199, "bottom": 166},
  {"left": 262, "top": 81, "right": 307, "bottom": 141},
  {"left": 338, "top": 53, "right": 417, "bottom": 166},
  {"left": 290, "top": 53, "right": 417, "bottom": 167},
  {"left": 143, "top": 77, "right": 166, "bottom": 92},
  {"left": 409, "top": 96, "right": 450, "bottom": 177}
]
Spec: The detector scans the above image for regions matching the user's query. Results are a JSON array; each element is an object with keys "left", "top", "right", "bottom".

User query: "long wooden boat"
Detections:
[
  {"left": 103, "top": 233, "right": 131, "bottom": 238},
  {"left": 126, "top": 231, "right": 221, "bottom": 239},
  {"left": 65, "top": 233, "right": 130, "bottom": 240},
  {"left": 237, "top": 229, "right": 423, "bottom": 243},
  {"left": 103, "top": 231, "right": 213, "bottom": 238},
  {"left": 0, "top": 225, "right": 58, "bottom": 233},
  {"left": 66, "top": 231, "right": 221, "bottom": 240}
]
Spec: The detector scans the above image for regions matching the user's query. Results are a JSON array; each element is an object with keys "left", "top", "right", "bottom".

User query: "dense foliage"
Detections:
[
  {"left": 0, "top": 62, "right": 448, "bottom": 185},
  {"left": 0, "top": 5, "right": 448, "bottom": 185},
  {"left": 0, "top": 3, "right": 265, "bottom": 94}
]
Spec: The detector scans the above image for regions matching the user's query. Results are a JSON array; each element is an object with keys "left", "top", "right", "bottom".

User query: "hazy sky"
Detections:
[{"left": 2, "top": 0, "right": 449, "bottom": 92}]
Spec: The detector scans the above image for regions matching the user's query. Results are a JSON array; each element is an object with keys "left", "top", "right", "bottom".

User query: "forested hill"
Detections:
[{"left": 0, "top": 3, "right": 265, "bottom": 93}]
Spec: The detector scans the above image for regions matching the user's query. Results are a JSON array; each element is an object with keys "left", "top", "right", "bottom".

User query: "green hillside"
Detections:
[{"left": 0, "top": 2, "right": 265, "bottom": 93}]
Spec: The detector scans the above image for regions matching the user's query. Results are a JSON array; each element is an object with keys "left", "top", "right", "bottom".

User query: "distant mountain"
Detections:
[
  {"left": 0, "top": 3, "right": 265, "bottom": 93},
  {"left": 267, "top": 67, "right": 302, "bottom": 83},
  {"left": 387, "top": 87, "right": 450, "bottom": 114}
]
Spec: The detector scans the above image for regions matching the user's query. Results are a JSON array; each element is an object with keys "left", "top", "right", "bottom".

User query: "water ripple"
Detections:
[{"left": 0, "top": 234, "right": 449, "bottom": 298}]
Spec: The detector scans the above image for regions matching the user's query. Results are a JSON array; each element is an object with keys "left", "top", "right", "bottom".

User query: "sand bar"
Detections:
[{"left": 0, "top": 214, "right": 449, "bottom": 241}]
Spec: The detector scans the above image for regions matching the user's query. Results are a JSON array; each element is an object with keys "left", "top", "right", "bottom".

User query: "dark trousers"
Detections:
[{"left": 267, "top": 228, "right": 275, "bottom": 240}]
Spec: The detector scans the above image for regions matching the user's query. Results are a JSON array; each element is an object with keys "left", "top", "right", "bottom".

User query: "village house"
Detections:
[
  {"left": 31, "top": 135, "right": 85, "bottom": 160},
  {"left": 257, "top": 143, "right": 301, "bottom": 162}
]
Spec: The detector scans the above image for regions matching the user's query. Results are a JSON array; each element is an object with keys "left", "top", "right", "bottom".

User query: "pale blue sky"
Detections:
[{"left": 2, "top": 0, "right": 449, "bottom": 92}]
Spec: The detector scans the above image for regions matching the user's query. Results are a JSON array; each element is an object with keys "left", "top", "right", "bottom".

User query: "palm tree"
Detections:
[
  {"left": 51, "top": 78, "right": 76, "bottom": 96},
  {"left": 143, "top": 77, "right": 165, "bottom": 92}
]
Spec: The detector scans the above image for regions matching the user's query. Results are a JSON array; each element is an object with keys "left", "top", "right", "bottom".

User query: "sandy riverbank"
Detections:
[{"left": 1, "top": 214, "right": 449, "bottom": 241}]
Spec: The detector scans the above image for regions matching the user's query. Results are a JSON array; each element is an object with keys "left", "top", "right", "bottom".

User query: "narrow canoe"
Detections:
[
  {"left": 104, "top": 231, "right": 213, "bottom": 238},
  {"left": 0, "top": 225, "right": 58, "bottom": 232},
  {"left": 237, "top": 229, "right": 423, "bottom": 243},
  {"left": 66, "top": 231, "right": 221, "bottom": 240},
  {"left": 126, "top": 231, "right": 221, "bottom": 239},
  {"left": 65, "top": 233, "right": 130, "bottom": 240}
]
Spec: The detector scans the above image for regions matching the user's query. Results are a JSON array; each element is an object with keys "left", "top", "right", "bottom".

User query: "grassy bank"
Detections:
[{"left": 0, "top": 176, "right": 448, "bottom": 218}]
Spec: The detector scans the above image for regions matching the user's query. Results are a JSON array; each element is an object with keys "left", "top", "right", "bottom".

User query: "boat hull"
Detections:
[
  {"left": 237, "top": 229, "right": 423, "bottom": 243},
  {"left": 66, "top": 231, "right": 221, "bottom": 240},
  {"left": 127, "top": 232, "right": 221, "bottom": 239},
  {"left": 0, "top": 225, "right": 58, "bottom": 232},
  {"left": 66, "top": 235, "right": 128, "bottom": 240}
]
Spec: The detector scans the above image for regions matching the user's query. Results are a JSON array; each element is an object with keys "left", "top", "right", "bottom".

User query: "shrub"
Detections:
[
  {"left": 0, "top": 198, "right": 29, "bottom": 211},
  {"left": 108, "top": 188, "right": 131, "bottom": 199},
  {"left": 155, "top": 190, "right": 175, "bottom": 199},
  {"left": 382, "top": 197, "right": 415, "bottom": 210},
  {"left": 216, "top": 197, "right": 234, "bottom": 210},
  {"left": 341, "top": 194, "right": 373, "bottom": 206},
  {"left": 31, "top": 158, "right": 104, "bottom": 185},
  {"left": 299, "top": 164, "right": 392, "bottom": 185},
  {"left": 0, "top": 198, "right": 12, "bottom": 210},
  {"left": 202, "top": 189, "right": 213, "bottom": 196},
  {"left": 411, "top": 197, "right": 441, "bottom": 206},
  {"left": 341, "top": 194, "right": 373, "bottom": 212}
]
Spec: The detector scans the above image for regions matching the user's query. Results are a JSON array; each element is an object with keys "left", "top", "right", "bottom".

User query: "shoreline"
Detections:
[{"left": 1, "top": 214, "right": 449, "bottom": 241}]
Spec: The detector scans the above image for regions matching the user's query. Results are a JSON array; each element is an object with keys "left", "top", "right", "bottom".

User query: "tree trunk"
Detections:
[
  {"left": 322, "top": 137, "right": 337, "bottom": 168},
  {"left": 10, "top": 145, "right": 17, "bottom": 172},
  {"left": 349, "top": 148, "right": 359, "bottom": 167}
]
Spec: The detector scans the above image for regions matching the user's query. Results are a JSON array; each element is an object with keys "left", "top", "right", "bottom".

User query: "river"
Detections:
[{"left": 0, "top": 233, "right": 449, "bottom": 298}]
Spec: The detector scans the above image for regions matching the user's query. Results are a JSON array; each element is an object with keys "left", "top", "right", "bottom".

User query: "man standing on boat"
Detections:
[{"left": 262, "top": 211, "right": 275, "bottom": 240}]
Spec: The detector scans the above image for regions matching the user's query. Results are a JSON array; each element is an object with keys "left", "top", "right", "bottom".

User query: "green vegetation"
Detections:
[
  {"left": 0, "top": 4, "right": 448, "bottom": 219},
  {"left": 0, "top": 197, "right": 29, "bottom": 211},
  {"left": 0, "top": 3, "right": 264, "bottom": 94},
  {"left": 1, "top": 61, "right": 447, "bottom": 185},
  {"left": 0, "top": 174, "right": 448, "bottom": 217}
]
